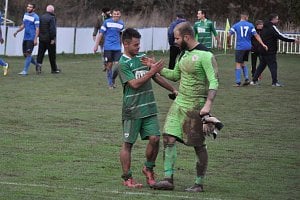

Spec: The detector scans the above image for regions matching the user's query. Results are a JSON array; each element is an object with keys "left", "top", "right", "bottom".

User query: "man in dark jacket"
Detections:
[
  {"left": 92, "top": 7, "right": 111, "bottom": 42},
  {"left": 36, "top": 4, "right": 60, "bottom": 74},
  {"left": 251, "top": 20, "right": 263, "bottom": 78},
  {"left": 167, "top": 13, "right": 186, "bottom": 69},
  {"left": 250, "top": 13, "right": 299, "bottom": 86},
  {"left": 92, "top": 8, "right": 111, "bottom": 72}
]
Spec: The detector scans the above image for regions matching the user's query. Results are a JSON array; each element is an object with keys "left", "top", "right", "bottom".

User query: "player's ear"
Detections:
[
  {"left": 122, "top": 39, "right": 129, "bottom": 46},
  {"left": 183, "top": 35, "right": 189, "bottom": 41}
]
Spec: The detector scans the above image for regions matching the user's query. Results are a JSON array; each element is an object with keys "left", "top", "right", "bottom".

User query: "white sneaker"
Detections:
[
  {"left": 272, "top": 82, "right": 283, "bottom": 87},
  {"left": 18, "top": 71, "right": 28, "bottom": 75},
  {"left": 3, "top": 63, "right": 8, "bottom": 76},
  {"left": 250, "top": 81, "right": 258, "bottom": 85}
]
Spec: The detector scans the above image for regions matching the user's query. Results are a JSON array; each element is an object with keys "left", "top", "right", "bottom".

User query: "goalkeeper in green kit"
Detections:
[{"left": 143, "top": 22, "right": 219, "bottom": 192}]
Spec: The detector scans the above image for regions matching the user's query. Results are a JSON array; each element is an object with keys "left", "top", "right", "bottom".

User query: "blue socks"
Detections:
[
  {"left": 235, "top": 66, "right": 249, "bottom": 84},
  {"left": 31, "top": 57, "right": 37, "bottom": 65},
  {"left": 107, "top": 69, "right": 113, "bottom": 87},
  {"left": 235, "top": 68, "right": 241, "bottom": 84},
  {"left": 242, "top": 65, "right": 249, "bottom": 80},
  {"left": 22, "top": 56, "right": 37, "bottom": 73},
  {"left": 24, "top": 56, "right": 32, "bottom": 73}
]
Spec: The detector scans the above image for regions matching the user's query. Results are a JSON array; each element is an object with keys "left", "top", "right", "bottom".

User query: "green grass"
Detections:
[{"left": 0, "top": 52, "right": 299, "bottom": 200}]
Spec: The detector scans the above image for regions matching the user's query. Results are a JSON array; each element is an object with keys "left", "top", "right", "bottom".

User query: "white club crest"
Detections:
[{"left": 192, "top": 55, "right": 199, "bottom": 61}]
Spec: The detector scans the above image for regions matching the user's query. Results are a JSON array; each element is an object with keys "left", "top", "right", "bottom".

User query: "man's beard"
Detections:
[{"left": 180, "top": 40, "right": 188, "bottom": 51}]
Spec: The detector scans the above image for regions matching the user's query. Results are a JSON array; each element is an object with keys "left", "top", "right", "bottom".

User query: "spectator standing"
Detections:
[
  {"left": 194, "top": 9, "right": 221, "bottom": 49},
  {"left": 167, "top": 13, "right": 186, "bottom": 69},
  {"left": 13, "top": 3, "right": 39, "bottom": 76},
  {"left": 92, "top": 7, "right": 111, "bottom": 71},
  {"left": 250, "top": 13, "right": 300, "bottom": 87},
  {"left": 251, "top": 20, "right": 264, "bottom": 78},
  {"left": 227, "top": 11, "right": 267, "bottom": 86},
  {"left": 36, "top": 4, "right": 60, "bottom": 74},
  {"left": 94, "top": 8, "right": 124, "bottom": 89},
  {"left": 92, "top": 7, "right": 111, "bottom": 42},
  {"left": 118, "top": 28, "right": 177, "bottom": 188}
]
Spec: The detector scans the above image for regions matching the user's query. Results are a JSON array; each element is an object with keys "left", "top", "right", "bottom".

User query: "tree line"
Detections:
[{"left": 6, "top": 0, "right": 300, "bottom": 32}]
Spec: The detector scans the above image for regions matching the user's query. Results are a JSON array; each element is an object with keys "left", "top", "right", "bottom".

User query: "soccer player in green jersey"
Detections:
[
  {"left": 194, "top": 10, "right": 221, "bottom": 49},
  {"left": 149, "top": 22, "right": 219, "bottom": 192},
  {"left": 118, "top": 28, "right": 177, "bottom": 188}
]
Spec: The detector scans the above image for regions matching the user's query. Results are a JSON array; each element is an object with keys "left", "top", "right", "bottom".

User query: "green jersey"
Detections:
[
  {"left": 119, "top": 53, "right": 158, "bottom": 120},
  {"left": 160, "top": 44, "right": 219, "bottom": 110},
  {"left": 194, "top": 19, "right": 218, "bottom": 48}
]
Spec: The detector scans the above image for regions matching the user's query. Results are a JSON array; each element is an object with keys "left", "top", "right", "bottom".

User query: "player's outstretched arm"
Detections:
[{"left": 127, "top": 60, "right": 164, "bottom": 89}]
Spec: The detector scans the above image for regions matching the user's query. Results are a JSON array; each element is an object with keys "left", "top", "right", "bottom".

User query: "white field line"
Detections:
[{"left": 0, "top": 181, "right": 223, "bottom": 200}]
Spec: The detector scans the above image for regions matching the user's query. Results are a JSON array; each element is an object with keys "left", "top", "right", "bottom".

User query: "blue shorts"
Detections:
[
  {"left": 22, "top": 40, "right": 34, "bottom": 54},
  {"left": 103, "top": 50, "right": 122, "bottom": 63},
  {"left": 235, "top": 50, "right": 249, "bottom": 63}
]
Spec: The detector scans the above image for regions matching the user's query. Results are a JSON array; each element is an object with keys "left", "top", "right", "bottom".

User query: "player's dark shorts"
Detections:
[
  {"left": 122, "top": 115, "right": 160, "bottom": 144},
  {"left": 104, "top": 50, "right": 122, "bottom": 63},
  {"left": 22, "top": 40, "right": 35, "bottom": 54},
  {"left": 235, "top": 50, "right": 250, "bottom": 63}
]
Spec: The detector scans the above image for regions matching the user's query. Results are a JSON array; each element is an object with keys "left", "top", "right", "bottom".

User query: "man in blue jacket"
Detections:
[
  {"left": 251, "top": 13, "right": 299, "bottom": 87},
  {"left": 167, "top": 13, "right": 186, "bottom": 69}
]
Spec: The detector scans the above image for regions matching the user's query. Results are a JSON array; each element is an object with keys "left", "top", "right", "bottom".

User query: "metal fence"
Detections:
[{"left": 1, "top": 26, "right": 299, "bottom": 56}]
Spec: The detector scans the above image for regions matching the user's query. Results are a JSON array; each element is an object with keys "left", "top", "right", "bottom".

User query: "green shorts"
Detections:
[
  {"left": 122, "top": 115, "right": 160, "bottom": 144},
  {"left": 163, "top": 103, "right": 205, "bottom": 146}
]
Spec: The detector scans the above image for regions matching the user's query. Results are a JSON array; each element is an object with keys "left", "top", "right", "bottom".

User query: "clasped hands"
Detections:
[{"left": 141, "top": 56, "right": 164, "bottom": 74}]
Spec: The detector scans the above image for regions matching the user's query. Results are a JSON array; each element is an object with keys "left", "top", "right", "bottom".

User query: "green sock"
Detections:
[
  {"left": 144, "top": 161, "right": 155, "bottom": 170},
  {"left": 195, "top": 176, "right": 204, "bottom": 185},
  {"left": 121, "top": 170, "right": 132, "bottom": 180},
  {"left": 164, "top": 144, "right": 177, "bottom": 178}
]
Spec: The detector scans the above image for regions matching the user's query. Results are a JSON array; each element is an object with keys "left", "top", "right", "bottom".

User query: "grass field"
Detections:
[{"left": 0, "top": 52, "right": 299, "bottom": 200}]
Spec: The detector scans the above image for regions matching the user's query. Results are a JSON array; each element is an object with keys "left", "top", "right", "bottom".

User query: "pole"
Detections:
[{"left": 4, "top": 0, "right": 8, "bottom": 27}]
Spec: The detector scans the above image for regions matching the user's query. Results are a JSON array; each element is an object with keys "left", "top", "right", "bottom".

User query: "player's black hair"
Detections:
[
  {"left": 199, "top": 9, "right": 207, "bottom": 17},
  {"left": 102, "top": 7, "right": 110, "bottom": 13},
  {"left": 28, "top": 3, "right": 36, "bottom": 9},
  {"left": 112, "top": 8, "right": 121, "bottom": 12},
  {"left": 241, "top": 11, "right": 249, "bottom": 16},
  {"left": 122, "top": 28, "right": 141, "bottom": 43},
  {"left": 176, "top": 12, "right": 184, "bottom": 19},
  {"left": 269, "top": 13, "right": 278, "bottom": 21},
  {"left": 255, "top": 20, "right": 263, "bottom": 25}
]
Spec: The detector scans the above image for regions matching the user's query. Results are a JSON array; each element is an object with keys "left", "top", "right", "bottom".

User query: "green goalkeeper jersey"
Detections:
[
  {"left": 194, "top": 19, "right": 218, "bottom": 48},
  {"left": 119, "top": 53, "right": 158, "bottom": 120},
  {"left": 160, "top": 44, "right": 219, "bottom": 109}
]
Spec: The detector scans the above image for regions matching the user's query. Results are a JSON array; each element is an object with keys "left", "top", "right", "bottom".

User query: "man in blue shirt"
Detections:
[
  {"left": 94, "top": 8, "right": 124, "bottom": 89},
  {"left": 227, "top": 12, "right": 267, "bottom": 86},
  {"left": 14, "top": 3, "right": 40, "bottom": 75}
]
